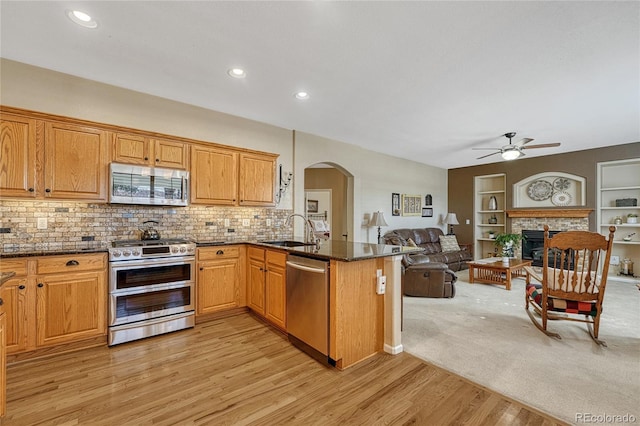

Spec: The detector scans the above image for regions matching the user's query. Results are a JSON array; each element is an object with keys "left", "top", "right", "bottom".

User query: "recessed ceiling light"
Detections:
[
  {"left": 295, "top": 91, "right": 310, "bottom": 100},
  {"left": 227, "top": 68, "right": 246, "bottom": 78},
  {"left": 66, "top": 10, "right": 98, "bottom": 28}
]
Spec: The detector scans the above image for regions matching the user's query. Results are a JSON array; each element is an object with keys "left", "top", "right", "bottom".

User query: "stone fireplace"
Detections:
[{"left": 507, "top": 209, "right": 592, "bottom": 259}]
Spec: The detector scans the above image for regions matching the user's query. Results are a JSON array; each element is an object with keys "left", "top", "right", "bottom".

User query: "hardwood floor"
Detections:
[{"left": 3, "top": 314, "right": 566, "bottom": 425}]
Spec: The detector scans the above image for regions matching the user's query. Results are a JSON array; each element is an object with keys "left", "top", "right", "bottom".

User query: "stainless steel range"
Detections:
[{"left": 108, "top": 239, "right": 196, "bottom": 346}]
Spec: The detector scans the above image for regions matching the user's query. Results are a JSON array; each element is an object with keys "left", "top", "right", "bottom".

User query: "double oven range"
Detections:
[{"left": 108, "top": 239, "right": 196, "bottom": 346}]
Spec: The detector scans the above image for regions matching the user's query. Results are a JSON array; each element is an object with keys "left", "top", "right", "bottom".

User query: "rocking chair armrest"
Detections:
[{"left": 523, "top": 265, "right": 542, "bottom": 283}]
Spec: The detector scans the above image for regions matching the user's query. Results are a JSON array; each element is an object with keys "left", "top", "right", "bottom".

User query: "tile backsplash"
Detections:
[{"left": 0, "top": 200, "right": 293, "bottom": 252}]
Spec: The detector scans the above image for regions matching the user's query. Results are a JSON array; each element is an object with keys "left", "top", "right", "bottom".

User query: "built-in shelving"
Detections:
[
  {"left": 474, "top": 173, "right": 506, "bottom": 259},
  {"left": 597, "top": 158, "right": 640, "bottom": 283}
]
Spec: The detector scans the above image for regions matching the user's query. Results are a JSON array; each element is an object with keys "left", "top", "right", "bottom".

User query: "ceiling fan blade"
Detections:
[
  {"left": 521, "top": 143, "right": 561, "bottom": 149},
  {"left": 516, "top": 138, "right": 534, "bottom": 147},
  {"left": 472, "top": 147, "right": 502, "bottom": 150},
  {"left": 476, "top": 151, "right": 500, "bottom": 159}
]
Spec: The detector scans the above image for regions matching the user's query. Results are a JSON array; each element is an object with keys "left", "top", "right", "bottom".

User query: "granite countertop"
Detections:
[
  {"left": 196, "top": 239, "right": 423, "bottom": 262},
  {"left": 1, "top": 239, "right": 423, "bottom": 262}
]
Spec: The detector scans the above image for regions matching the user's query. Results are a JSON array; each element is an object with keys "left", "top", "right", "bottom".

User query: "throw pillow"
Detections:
[
  {"left": 406, "top": 238, "right": 418, "bottom": 247},
  {"left": 439, "top": 235, "right": 461, "bottom": 253}
]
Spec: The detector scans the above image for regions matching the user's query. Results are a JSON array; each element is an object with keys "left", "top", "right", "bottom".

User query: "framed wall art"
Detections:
[
  {"left": 422, "top": 207, "right": 433, "bottom": 217},
  {"left": 402, "top": 194, "right": 421, "bottom": 216},
  {"left": 307, "top": 199, "right": 318, "bottom": 213},
  {"left": 392, "top": 193, "right": 400, "bottom": 216}
]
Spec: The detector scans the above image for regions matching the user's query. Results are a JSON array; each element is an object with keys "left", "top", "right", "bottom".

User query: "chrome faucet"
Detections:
[{"left": 285, "top": 213, "right": 314, "bottom": 243}]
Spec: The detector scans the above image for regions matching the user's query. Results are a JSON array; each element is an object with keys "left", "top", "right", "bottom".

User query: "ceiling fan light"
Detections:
[{"left": 501, "top": 149, "right": 521, "bottom": 161}]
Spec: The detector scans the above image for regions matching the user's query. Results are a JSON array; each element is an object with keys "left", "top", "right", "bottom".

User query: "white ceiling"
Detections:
[{"left": 1, "top": 1, "right": 639, "bottom": 169}]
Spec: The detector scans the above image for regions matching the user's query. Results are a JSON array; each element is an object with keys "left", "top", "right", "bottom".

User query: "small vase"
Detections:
[
  {"left": 502, "top": 257, "right": 510, "bottom": 264},
  {"left": 488, "top": 196, "right": 498, "bottom": 211}
]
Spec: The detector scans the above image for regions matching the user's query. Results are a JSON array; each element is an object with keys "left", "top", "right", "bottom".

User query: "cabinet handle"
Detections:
[
  {"left": 28, "top": 187, "right": 35, "bottom": 192},
  {"left": 66, "top": 260, "right": 80, "bottom": 266},
  {"left": 199, "top": 267, "right": 204, "bottom": 271},
  {"left": 37, "top": 283, "right": 44, "bottom": 288},
  {"left": 45, "top": 188, "right": 51, "bottom": 193},
  {"left": 155, "top": 158, "right": 160, "bottom": 162},
  {"left": 18, "top": 285, "right": 25, "bottom": 290},
  {"left": 144, "top": 157, "right": 149, "bottom": 161},
  {"left": 0, "top": 299, "right": 3, "bottom": 306},
  {"left": 216, "top": 250, "right": 224, "bottom": 255}
]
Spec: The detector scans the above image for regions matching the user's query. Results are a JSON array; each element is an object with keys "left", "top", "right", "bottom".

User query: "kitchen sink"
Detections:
[{"left": 260, "top": 240, "right": 316, "bottom": 247}]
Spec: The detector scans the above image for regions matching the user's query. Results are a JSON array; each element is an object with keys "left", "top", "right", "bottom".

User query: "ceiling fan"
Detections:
[{"left": 474, "top": 132, "right": 561, "bottom": 161}]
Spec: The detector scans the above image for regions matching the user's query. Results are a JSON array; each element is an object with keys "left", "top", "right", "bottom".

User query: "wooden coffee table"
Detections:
[{"left": 468, "top": 258, "right": 532, "bottom": 290}]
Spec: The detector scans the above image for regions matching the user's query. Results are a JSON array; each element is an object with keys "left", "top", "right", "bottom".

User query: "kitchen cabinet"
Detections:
[
  {"left": 196, "top": 245, "right": 245, "bottom": 317},
  {"left": 191, "top": 144, "right": 277, "bottom": 206},
  {"left": 0, "top": 254, "right": 107, "bottom": 357},
  {"left": 0, "top": 282, "right": 7, "bottom": 417},
  {"left": 238, "top": 153, "right": 276, "bottom": 206},
  {"left": 113, "top": 133, "right": 189, "bottom": 169},
  {"left": 44, "top": 121, "right": 108, "bottom": 201},
  {"left": 0, "top": 113, "right": 37, "bottom": 198},
  {"left": 191, "top": 145, "right": 238, "bottom": 205},
  {"left": 247, "top": 247, "right": 287, "bottom": 330}
]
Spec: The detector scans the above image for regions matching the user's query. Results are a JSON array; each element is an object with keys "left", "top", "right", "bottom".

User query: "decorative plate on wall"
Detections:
[
  {"left": 551, "top": 191, "right": 572, "bottom": 206},
  {"left": 553, "top": 177, "right": 571, "bottom": 191},
  {"left": 527, "top": 180, "right": 553, "bottom": 201}
]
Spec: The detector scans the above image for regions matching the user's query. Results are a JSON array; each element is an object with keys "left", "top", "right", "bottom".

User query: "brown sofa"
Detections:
[
  {"left": 383, "top": 228, "right": 472, "bottom": 272},
  {"left": 383, "top": 228, "right": 472, "bottom": 298}
]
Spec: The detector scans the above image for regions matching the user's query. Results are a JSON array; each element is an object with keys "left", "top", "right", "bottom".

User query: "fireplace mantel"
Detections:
[{"left": 506, "top": 209, "right": 593, "bottom": 218}]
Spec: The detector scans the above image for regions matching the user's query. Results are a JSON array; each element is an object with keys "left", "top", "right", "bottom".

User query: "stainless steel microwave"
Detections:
[{"left": 109, "top": 163, "right": 189, "bottom": 206}]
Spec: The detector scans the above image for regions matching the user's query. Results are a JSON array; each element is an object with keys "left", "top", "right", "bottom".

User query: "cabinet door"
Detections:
[
  {"left": 112, "top": 133, "right": 150, "bottom": 165},
  {"left": 239, "top": 153, "right": 276, "bottom": 206},
  {"left": 191, "top": 145, "right": 238, "bottom": 205},
  {"left": 0, "top": 114, "right": 37, "bottom": 198},
  {"left": 265, "top": 251, "right": 286, "bottom": 329},
  {"left": 0, "top": 310, "right": 5, "bottom": 417},
  {"left": 247, "top": 258, "right": 265, "bottom": 314},
  {"left": 36, "top": 270, "right": 107, "bottom": 347},
  {"left": 0, "top": 276, "right": 31, "bottom": 354},
  {"left": 44, "top": 122, "right": 108, "bottom": 201},
  {"left": 153, "top": 138, "right": 189, "bottom": 169},
  {"left": 197, "top": 258, "right": 240, "bottom": 315}
]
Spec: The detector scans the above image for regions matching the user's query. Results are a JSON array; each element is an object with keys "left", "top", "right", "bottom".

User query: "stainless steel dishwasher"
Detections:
[{"left": 286, "top": 255, "right": 332, "bottom": 365}]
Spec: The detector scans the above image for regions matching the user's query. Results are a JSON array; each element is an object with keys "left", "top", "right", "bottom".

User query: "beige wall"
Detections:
[
  {"left": 448, "top": 143, "right": 640, "bottom": 245},
  {"left": 1, "top": 59, "right": 450, "bottom": 244}
]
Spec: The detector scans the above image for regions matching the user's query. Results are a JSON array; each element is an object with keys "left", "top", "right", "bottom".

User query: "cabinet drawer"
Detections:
[
  {"left": 266, "top": 250, "right": 287, "bottom": 267},
  {"left": 248, "top": 246, "right": 265, "bottom": 261},
  {"left": 36, "top": 253, "right": 106, "bottom": 274},
  {"left": 0, "top": 259, "right": 28, "bottom": 276},
  {"left": 197, "top": 246, "right": 240, "bottom": 261}
]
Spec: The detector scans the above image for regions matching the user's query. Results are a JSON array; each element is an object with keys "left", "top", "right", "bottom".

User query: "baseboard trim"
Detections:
[{"left": 384, "top": 343, "right": 403, "bottom": 355}]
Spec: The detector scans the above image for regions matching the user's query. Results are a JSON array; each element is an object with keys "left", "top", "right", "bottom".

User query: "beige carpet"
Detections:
[{"left": 402, "top": 270, "right": 640, "bottom": 425}]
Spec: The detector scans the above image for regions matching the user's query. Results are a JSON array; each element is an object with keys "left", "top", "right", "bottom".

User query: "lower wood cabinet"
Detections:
[
  {"left": 196, "top": 245, "right": 245, "bottom": 317},
  {"left": 247, "top": 247, "right": 287, "bottom": 330},
  {"left": 0, "top": 254, "right": 107, "bottom": 356},
  {"left": 0, "top": 290, "right": 6, "bottom": 417}
]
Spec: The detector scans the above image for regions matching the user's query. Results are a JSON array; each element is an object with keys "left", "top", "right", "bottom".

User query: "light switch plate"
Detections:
[
  {"left": 224, "top": 219, "right": 230, "bottom": 227},
  {"left": 610, "top": 255, "right": 620, "bottom": 265},
  {"left": 266, "top": 219, "right": 272, "bottom": 226},
  {"left": 242, "top": 219, "right": 250, "bottom": 226},
  {"left": 37, "top": 217, "right": 48, "bottom": 229}
]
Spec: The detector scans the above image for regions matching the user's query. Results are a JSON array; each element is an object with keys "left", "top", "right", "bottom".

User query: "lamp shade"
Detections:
[
  {"left": 370, "top": 211, "right": 388, "bottom": 227},
  {"left": 444, "top": 213, "right": 459, "bottom": 225}
]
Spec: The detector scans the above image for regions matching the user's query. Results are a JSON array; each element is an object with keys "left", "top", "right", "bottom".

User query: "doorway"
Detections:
[{"left": 304, "top": 163, "right": 352, "bottom": 241}]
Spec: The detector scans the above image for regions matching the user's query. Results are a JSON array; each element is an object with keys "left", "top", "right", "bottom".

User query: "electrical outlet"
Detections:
[
  {"left": 224, "top": 219, "right": 230, "bottom": 227},
  {"left": 37, "top": 217, "right": 48, "bottom": 229},
  {"left": 465, "top": 219, "right": 470, "bottom": 225},
  {"left": 266, "top": 219, "right": 272, "bottom": 227},
  {"left": 242, "top": 219, "right": 250, "bottom": 226},
  {"left": 610, "top": 255, "right": 620, "bottom": 265}
]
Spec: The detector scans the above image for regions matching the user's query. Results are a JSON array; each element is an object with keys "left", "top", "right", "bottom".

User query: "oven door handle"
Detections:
[{"left": 110, "top": 281, "right": 194, "bottom": 296}]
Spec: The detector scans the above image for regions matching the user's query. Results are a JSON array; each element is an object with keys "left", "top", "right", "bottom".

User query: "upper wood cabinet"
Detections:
[
  {"left": 239, "top": 153, "right": 276, "bottom": 207},
  {"left": 191, "top": 145, "right": 277, "bottom": 206},
  {"left": 0, "top": 114, "right": 37, "bottom": 198},
  {"left": 113, "top": 133, "right": 188, "bottom": 169},
  {"left": 191, "top": 145, "right": 238, "bottom": 205},
  {"left": 44, "top": 122, "right": 108, "bottom": 201}
]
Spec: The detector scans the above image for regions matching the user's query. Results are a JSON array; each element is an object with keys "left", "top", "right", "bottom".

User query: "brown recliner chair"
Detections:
[{"left": 404, "top": 263, "right": 457, "bottom": 298}]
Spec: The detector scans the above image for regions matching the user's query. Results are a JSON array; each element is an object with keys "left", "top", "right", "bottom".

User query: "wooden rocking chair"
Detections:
[{"left": 524, "top": 225, "right": 616, "bottom": 346}]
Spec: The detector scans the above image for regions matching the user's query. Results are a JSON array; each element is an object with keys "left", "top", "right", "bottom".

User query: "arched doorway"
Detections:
[{"left": 304, "top": 162, "right": 354, "bottom": 241}]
